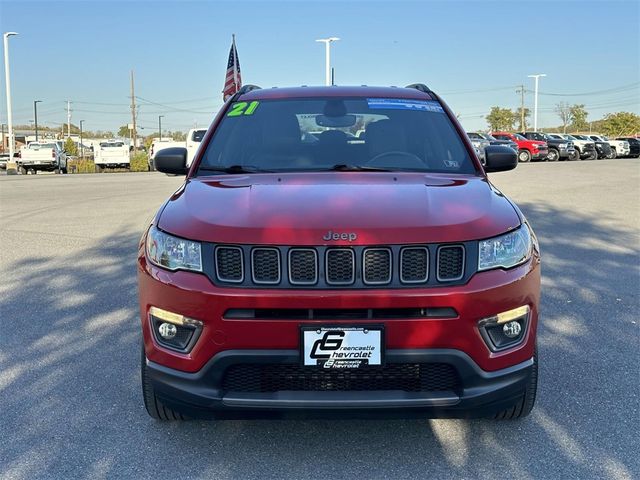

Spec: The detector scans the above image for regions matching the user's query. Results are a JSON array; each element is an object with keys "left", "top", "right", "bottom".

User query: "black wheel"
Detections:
[
  {"left": 517, "top": 149, "right": 531, "bottom": 163},
  {"left": 568, "top": 150, "right": 580, "bottom": 161},
  {"left": 141, "top": 346, "right": 187, "bottom": 421},
  {"left": 28, "top": 168, "right": 37, "bottom": 175},
  {"left": 547, "top": 148, "right": 559, "bottom": 162},
  {"left": 18, "top": 166, "right": 27, "bottom": 175},
  {"left": 608, "top": 148, "right": 617, "bottom": 159},
  {"left": 494, "top": 348, "right": 538, "bottom": 420}
]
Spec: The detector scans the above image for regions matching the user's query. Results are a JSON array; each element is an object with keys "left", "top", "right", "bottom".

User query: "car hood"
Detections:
[{"left": 157, "top": 172, "right": 521, "bottom": 245}]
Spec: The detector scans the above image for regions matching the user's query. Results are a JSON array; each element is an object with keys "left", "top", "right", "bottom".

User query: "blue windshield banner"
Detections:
[{"left": 367, "top": 98, "right": 444, "bottom": 113}]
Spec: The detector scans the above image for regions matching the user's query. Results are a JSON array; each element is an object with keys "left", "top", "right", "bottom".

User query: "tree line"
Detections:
[{"left": 485, "top": 104, "right": 639, "bottom": 136}]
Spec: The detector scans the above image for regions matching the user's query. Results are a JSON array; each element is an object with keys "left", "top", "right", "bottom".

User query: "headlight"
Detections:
[
  {"left": 145, "top": 225, "right": 202, "bottom": 272},
  {"left": 559, "top": 143, "right": 567, "bottom": 148},
  {"left": 478, "top": 224, "right": 532, "bottom": 271}
]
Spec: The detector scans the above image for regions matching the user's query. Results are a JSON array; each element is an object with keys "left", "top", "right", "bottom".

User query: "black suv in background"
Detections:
[
  {"left": 518, "top": 132, "right": 578, "bottom": 161},
  {"left": 615, "top": 137, "right": 640, "bottom": 158}
]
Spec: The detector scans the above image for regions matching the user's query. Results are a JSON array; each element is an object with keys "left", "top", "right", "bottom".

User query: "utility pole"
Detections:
[
  {"left": 79, "top": 120, "right": 84, "bottom": 159},
  {"left": 516, "top": 85, "right": 525, "bottom": 131},
  {"left": 34, "top": 100, "right": 42, "bottom": 141},
  {"left": 130, "top": 70, "right": 137, "bottom": 152},
  {"left": 3, "top": 31, "right": 18, "bottom": 174},
  {"left": 158, "top": 115, "right": 164, "bottom": 142},
  {"left": 66, "top": 100, "right": 72, "bottom": 138},
  {"left": 527, "top": 74, "right": 546, "bottom": 132}
]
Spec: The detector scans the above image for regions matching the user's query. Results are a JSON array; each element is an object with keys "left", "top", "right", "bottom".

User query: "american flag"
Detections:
[{"left": 223, "top": 35, "right": 241, "bottom": 101}]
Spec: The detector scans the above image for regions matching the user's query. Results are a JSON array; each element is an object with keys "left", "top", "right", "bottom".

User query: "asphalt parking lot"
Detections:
[{"left": 1, "top": 160, "right": 638, "bottom": 479}]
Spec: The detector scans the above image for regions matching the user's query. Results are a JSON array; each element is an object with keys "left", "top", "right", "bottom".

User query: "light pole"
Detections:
[
  {"left": 158, "top": 115, "right": 164, "bottom": 141},
  {"left": 79, "top": 120, "right": 84, "bottom": 159},
  {"left": 528, "top": 73, "right": 546, "bottom": 132},
  {"left": 34, "top": 100, "right": 42, "bottom": 141},
  {"left": 315, "top": 37, "right": 339, "bottom": 86},
  {"left": 3, "top": 31, "right": 18, "bottom": 174}
]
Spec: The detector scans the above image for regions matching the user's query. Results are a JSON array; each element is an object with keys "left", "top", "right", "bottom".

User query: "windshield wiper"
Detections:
[
  {"left": 329, "top": 164, "right": 395, "bottom": 172},
  {"left": 199, "top": 165, "right": 273, "bottom": 174}
]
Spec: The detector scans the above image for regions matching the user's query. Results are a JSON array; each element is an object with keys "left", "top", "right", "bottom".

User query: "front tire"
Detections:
[
  {"left": 518, "top": 149, "right": 531, "bottom": 163},
  {"left": 608, "top": 148, "right": 617, "bottom": 159},
  {"left": 141, "top": 346, "right": 187, "bottom": 421},
  {"left": 547, "top": 148, "right": 559, "bottom": 162},
  {"left": 494, "top": 348, "right": 538, "bottom": 420}
]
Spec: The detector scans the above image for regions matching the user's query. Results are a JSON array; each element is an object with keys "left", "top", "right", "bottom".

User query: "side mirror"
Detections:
[
  {"left": 484, "top": 145, "right": 518, "bottom": 173},
  {"left": 155, "top": 147, "right": 188, "bottom": 175}
]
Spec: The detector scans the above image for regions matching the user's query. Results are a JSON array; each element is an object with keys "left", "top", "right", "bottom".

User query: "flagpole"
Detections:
[{"left": 232, "top": 34, "right": 238, "bottom": 92}]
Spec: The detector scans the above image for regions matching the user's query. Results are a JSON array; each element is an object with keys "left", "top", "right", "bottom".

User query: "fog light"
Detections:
[
  {"left": 158, "top": 322, "right": 177, "bottom": 339},
  {"left": 503, "top": 321, "right": 522, "bottom": 338},
  {"left": 149, "top": 306, "right": 203, "bottom": 352},
  {"left": 478, "top": 305, "right": 530, "bottom": 352}
]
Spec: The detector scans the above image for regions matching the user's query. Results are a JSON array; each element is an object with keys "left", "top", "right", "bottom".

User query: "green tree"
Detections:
[
  {"left": 64, "top": 137, "right": 78, "bottom": 156},
  {"left": 117, "top": 125, "right": 130, "bottom": 137},
  {"left": 599, "top": 112, "right": 640, "bottom": 137},
  {"left": 486, "top": 107, "right": 516, "bottom": 131},
  {"left": 569, "top": 104, "right": 588, "bottom": 131}
]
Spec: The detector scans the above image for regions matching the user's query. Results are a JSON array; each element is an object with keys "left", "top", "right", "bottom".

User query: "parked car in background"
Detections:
[
  {"left": 517, "top": 131, "right": 577, "bottom": 162},
  {"left": 491, "top": 131, "right": 548, "bottom": 162},
  {"left": 466, "top": 132, "right": 490, "bottom": 163},
  {"left": 547, "top": 133, "right": 596, "bottom": 160},
  {"left": 589, "top": 135, "right": 629, "bottom": 159},
  {"left": 0, "top": 152, "right": 9, "bottom": 170},
  {"left": 18, "top": 142, "right": 67, "bottom": 174},
  {"left": 148, "top": 139, "right": 184, "bottom": 171},
  {"left": 573, "top": 134, "right": 612, "bottom": 159},
  {"left": 186, "top": 128, "right": 207, "bottom": 167},
  {"left": 94, "top": 141, "right": 130, "bottom": 171},
  {"left": 615, "top": 137, "right": 640, "bottom": 158},
  {"left": 470, "top": 132, "right": 519, "bottom": 152}
]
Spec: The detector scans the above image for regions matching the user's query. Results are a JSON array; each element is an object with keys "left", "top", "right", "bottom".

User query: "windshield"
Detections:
[
  {"left": 100, "top": 142, "right": 124, "bottom": 147},
  {"left": 514, "top": 134, "right": 527, "bottom": 141},
  {"left": 198, "top": 97, "right": 476, "bottom": 174}
]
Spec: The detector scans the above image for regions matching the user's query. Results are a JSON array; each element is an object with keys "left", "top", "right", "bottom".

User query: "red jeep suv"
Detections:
[{"left": 138, "top": 84, "right": 540, "bottom": 421}]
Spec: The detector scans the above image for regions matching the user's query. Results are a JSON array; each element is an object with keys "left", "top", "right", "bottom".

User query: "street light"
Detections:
[
  {"left": 528, "top": 73, "right": 546, "bottom": 132},
  {"left": 158, "top": 115, "right": 164, "bottom": 141},
  {"left": 34, "top": 100, "right": 42, "bottom": 141},
  {"left": 315, "top": 37, "right": 340, "bottom": 86},
  {"left": 3, "top": 31, "right": 18, "bottom": 174},
  {"left": 79, "top": 120, "right": 84, "bottom": 159}
]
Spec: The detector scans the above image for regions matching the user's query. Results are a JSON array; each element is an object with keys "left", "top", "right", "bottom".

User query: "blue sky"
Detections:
[{"left": 1, "top": 0, "right": 638, "bottom": 133}]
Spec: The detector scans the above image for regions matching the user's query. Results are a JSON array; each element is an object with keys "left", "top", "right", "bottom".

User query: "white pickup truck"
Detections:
[
  {"left": 94, "top": 141, "right": 130, "bottom": 171},
  {"left": 19, "top": 142, "right": 67, "bottom": 174},
  {"left": 148, "top": 128, "right": 207, "bottom": 171}
]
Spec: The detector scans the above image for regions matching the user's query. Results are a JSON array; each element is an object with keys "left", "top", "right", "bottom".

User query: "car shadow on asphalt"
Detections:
[{"left": 0, "top": 203, "right": 638, "bottom": 479}]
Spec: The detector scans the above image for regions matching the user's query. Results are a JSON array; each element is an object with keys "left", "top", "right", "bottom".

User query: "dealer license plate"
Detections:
[{"left": 301, "top": 326, "right": 383, "bottom": 369}]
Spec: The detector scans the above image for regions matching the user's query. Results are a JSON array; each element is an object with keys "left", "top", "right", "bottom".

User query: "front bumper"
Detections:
[
  {"left": 531, "top": 149, "right": 548, "bottom": 159},
  {"left": 145, "top": 348, "right": 534, "bottom": 418}
]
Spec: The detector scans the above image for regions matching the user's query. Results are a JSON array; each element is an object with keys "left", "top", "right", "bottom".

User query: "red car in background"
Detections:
[{"left": 491, "top": 132, "right": 548, "bottom": 163}]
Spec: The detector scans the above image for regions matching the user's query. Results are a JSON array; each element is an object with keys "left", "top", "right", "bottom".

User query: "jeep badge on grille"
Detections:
[{"left": 323, "top": 230, "right": 358, "bottom": 242}]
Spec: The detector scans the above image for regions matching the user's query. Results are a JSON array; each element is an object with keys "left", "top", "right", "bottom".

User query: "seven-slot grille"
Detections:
[{"left": 213, "top": 244, "right": 466, "bottom": 287}]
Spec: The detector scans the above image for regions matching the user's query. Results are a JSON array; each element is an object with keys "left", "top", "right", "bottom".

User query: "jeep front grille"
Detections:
[{"left": 212, "top": 243, "right": 470, "bottom": 288}]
